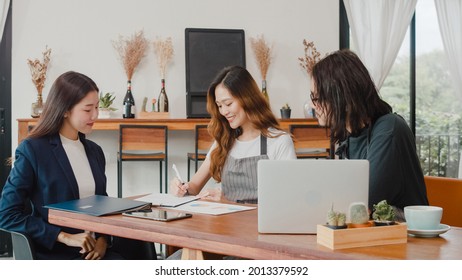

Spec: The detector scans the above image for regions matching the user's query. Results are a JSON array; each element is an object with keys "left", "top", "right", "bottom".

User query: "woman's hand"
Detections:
[
  {"left": 200, "top": 187, "right": 222, "bottom": 201},
  {"left": 84, "top": 237, "right": 107, "bottom": 260},
  {"left": 169, "top": 177, "right": 190, "bottom": 197},
  {"left": 57, "top": 231, "right": 96, "bottom": 254}
]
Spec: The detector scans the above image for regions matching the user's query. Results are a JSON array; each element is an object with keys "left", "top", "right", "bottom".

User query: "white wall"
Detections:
[{"left": 12, "top": 0, "right": 339, "bottom": 197}]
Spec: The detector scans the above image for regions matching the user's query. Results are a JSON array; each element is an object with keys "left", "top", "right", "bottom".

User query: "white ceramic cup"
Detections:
[{"left": 404, "top": 205, "right": 443, "bottom": 230}]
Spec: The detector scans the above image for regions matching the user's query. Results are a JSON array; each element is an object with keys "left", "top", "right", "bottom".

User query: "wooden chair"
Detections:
[
  {"left": 187, "top": 125, "right": 214, "bottom": 180},
  {"left": 117, "top": 125, "right": 168, "bottom": 198},
  {"left": 424, "top": 176, "right": 462, "bottom": 227},
  {"left": 289, "top": 124, "right": 334, "bottom": 159},
  {"left": 0, "top": 228, "right": 35, "bottom": 260}
]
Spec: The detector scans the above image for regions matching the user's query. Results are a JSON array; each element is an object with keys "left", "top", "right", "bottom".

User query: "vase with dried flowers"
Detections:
[
  {"left": 250, "top": 35, "right": 272, "bottom": 101},
  {"left": 153, "top": 36, "right": 174, "bottom": 113},
  {"left": 112, "top": 30, "right": 148, "bottom": 118},
  {"left": 27, "top": 46, "right": 52, "bottom": 118},
  {"left": 298, "top": 39, "right": 322, "bottom": 119}
]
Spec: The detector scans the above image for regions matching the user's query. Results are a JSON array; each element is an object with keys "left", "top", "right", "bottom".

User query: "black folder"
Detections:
[{"left": 44, "top": 195, "right": 152, "bottom": 216}]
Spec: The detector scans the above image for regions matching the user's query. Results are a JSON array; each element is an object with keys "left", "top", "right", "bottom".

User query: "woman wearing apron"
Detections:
[{"left": 170, "top": 65, "right": 296, "bottom": 203}]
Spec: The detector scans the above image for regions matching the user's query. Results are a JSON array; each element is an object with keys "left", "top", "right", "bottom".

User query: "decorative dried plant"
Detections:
[
  {"left": 27, "top": 46, "right": 52, "bottom": 96},
  {"left": 5, "top": 157, "right": 13, "bottom": 166},
  {"left": 112, "top": 30, "right": 149, "bottom": 80},
  {"left": 298, "top": 39, "right": 321, "bottom": 75},
  {"left": 153, "top": 37, "right": 174, "bottom": 79},
  {"left": 250, "top": 35, "right": 272, "bottom": 80}
]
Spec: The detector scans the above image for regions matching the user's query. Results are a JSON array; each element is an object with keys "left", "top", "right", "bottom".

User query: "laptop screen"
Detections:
[{"left": 257, "top": 159, "right": 369, "bottom": 234}]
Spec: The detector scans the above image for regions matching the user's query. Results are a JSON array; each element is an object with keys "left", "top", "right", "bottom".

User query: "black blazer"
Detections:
[{"left": 0, "top": 133, "right": 107, "bottom": 259}]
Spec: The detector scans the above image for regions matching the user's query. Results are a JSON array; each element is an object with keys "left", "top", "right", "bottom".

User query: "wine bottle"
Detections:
[
  {"left": 157, "top": 79, "right": 169, "bottom": 112},
  {"left": 123, "top": 80, "right": 135, "bottom": 118},
  {"left": 262, "top": 80, "right": 269, "bottom": 100}
]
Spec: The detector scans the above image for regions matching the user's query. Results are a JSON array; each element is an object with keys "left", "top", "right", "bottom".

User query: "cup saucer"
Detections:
[{"left": 407, "top": 224, "right": 451, "bottom": 238}]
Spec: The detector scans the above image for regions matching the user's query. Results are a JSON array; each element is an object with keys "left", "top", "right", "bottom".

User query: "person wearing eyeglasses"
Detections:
[{"left": 310, "top": 49, "right": 428, "bottom": 220}]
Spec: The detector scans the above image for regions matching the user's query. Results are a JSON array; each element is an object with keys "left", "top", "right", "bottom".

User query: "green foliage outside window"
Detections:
[{"left": 381, "top": 50, "right": 462, "bottom": 177}]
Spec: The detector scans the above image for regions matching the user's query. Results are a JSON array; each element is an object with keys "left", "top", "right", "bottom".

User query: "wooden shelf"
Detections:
[{"left": 17, "top": 117, "right": 318, "bottom": 143}]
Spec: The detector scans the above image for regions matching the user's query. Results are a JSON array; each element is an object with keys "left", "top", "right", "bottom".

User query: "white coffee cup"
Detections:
[{"left": 404, "top": 205, "right": 443, "bottom": 230}]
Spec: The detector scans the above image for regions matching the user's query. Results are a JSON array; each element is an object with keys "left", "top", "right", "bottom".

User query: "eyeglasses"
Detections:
[{"left": 310, "top": 91, "right": 319, "bottom": 106}]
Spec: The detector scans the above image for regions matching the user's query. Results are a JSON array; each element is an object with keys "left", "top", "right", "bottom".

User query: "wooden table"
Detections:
[
  {"left": 48, "top": 207, "right": 462, "bottom": 260},
  {"left": 17, "top": 118, "right": 318, "bottom": 143}
]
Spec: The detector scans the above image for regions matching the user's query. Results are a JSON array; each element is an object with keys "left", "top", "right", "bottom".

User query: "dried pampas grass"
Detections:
[
  {"left": 250, "top": 35, "right": 272, "bottom": 80},
  {"left": 298, "top": 39, "right": 321, "bottom": 75},
  {"left": 112, "top": 30, "right": 148, "bottom": 80},
  {"left": 5, "top": 157, "right": 13, "bottom": 166},
  {"left": 27, "top": 46, "right": 52, "bottom": 95},
  {"left": 153, "top": 37, "right": 174, "bottom": 79}
]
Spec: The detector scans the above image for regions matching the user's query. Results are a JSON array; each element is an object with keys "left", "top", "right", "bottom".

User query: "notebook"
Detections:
[
  {"left": 44, "top": 195, "right": 152, "bottom": 216},
  {"left": 257, "top": 159, "right": 369, "bottom": 234}
]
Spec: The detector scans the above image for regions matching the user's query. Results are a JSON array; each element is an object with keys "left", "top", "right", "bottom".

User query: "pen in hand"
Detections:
[{"left": 172, "top": 164, "right": 189, "bottom": 195}]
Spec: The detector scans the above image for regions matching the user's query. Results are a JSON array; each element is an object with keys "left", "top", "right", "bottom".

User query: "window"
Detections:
[{"left": 342, "top": 0, "right": 462, "bottom": 177}]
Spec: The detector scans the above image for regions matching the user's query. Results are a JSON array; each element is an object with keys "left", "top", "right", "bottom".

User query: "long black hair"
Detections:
[
  {"left": 311, "top": 49, "right": 392, "bottom": 143},
  {"left": 29, "top": 71, "right": 99, "bottom": 138}
]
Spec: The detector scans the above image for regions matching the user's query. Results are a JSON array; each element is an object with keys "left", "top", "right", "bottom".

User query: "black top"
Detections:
[{"left": 337, "top": 113, "right": 428, "bottom": 210}]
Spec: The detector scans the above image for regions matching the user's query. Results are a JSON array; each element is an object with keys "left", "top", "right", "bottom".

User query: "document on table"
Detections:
[
  {"left": 162, "top": 200, "right": 256, "bottom": 215},
  {"left": 135, "top": 193, "right": 203, "bottom": 207}
]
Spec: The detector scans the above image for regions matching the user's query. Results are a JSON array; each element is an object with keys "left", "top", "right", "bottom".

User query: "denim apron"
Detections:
[{"left": 221, "top": 135, "right": 268, "bottom": 203}]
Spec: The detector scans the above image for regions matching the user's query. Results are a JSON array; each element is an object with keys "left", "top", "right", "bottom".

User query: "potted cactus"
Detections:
[
  {"left": 349, "top": 202, "right": 372, "bottom": 228},
  {"left": 99, "top": 92, "right": 117, "bottom": 118},
  {"left": 280, "top": 103, "right": 291, "bottom": 119},
  {"left": 325, "top": 204, "right": 347, "bottom": 229}
]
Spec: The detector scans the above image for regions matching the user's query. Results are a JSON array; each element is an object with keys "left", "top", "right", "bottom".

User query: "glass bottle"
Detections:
[
  {"left": 303, "top": 98, "right": 315, "bottom": 118},
  {"left": 157, "top": 79, "right": 169, "bottom": 112},
  {"left": 31, "top": 93, "right": 44, "bottom": 118},
  {"left": 123, "top": 80, "right": 135, "bottom": 118},
  {"left": 261, "top": 80, "right": 269, "bottom": 100}
]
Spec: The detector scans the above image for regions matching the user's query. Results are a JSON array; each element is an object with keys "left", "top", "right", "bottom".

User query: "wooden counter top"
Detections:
[{"left": 17, "top": 118, "right": 318, "bottom": 143}]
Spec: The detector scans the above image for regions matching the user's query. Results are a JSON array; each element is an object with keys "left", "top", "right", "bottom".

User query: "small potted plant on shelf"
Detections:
[
  {"left": 99, "top": 92, "right": 117, "bottom": 119},
  {"left": 280, "top": 103, "right": 291, "bottom": 119},
  {"left": 372, "top": 200, "right": 396, "bottom": 226}
]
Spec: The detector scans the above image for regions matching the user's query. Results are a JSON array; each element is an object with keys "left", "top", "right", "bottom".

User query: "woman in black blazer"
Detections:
[{"left": 0, "top": 71, "right": 121, "bottom": 259}]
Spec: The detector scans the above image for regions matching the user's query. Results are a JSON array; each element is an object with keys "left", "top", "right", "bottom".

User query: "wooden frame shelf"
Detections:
[{"left": 17, "top": 118, "right": 318, "bottom": 143}]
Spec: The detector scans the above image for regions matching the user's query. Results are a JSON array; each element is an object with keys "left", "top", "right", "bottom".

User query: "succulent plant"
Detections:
[
  {"left": 99, "top": 92, "right": 117, "bottom": 111},
  {"left": 349, "top": 202, "right": 369, "bottom": 224},
  {"left": 326, "top": 204, "right": 346, "bottom": 227},
  {"left": 372, "top": 200, "right": 395, "bottom": 222},
  {"left": 281, "top": 103, "right": 290, "bottom": 110},
  {"left": 327, "top": 206, "right": 337, "bottom": 226},
  {"left": 337, "top": 212, "right": 346, "bottom": 226}
]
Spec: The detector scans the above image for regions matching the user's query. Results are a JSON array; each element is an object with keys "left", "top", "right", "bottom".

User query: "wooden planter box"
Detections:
[{"left": 316, "top": 222, "right": 407, "bottom": 250}]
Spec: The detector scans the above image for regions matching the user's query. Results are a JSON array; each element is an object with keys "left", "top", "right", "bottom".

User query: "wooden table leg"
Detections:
[{"left": 181, "top": 248, "right": 204, "bottom": 260}]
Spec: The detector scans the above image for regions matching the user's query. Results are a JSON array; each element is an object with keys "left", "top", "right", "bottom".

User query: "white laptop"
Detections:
[{"left": 258, "top": 159, "right": 369, "bottom": 234}]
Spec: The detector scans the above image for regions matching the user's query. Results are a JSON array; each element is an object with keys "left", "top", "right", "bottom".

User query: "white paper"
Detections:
[
  {"left": 135, "top": 193, "right": 200, "bottom": 207},
  {"left": 164, "top": 200, "right": 256, "bottom": 215}
]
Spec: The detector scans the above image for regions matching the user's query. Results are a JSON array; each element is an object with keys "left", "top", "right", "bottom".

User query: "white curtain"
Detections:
[
  {"left": 434, "top": 0, "right": 462, "bottom": 178},
  {"left": 343, "top": 0, "right": 417, "bottom": 89},
  {"left": 0, "top": 0, "right": 10, "bottom": 44}
]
